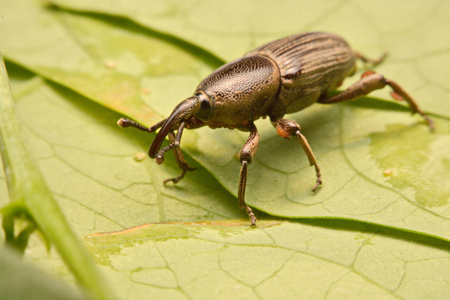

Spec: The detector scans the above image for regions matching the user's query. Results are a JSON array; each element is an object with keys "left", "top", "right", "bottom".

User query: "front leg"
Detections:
[
  {"left": 118, "top": 118, "right": 195, "bottom": 184},
  {"left": 155, "top": 122, "right": 196, "bottom": 184},
  {"left": 163, "top": 131, "right": 195, "bottom": 184},
  {"left": 238, "top": 123, "right": 259, "bottom": 227},
  {"left": 318, "top": 71, "right": 434, "bottom": 130}
]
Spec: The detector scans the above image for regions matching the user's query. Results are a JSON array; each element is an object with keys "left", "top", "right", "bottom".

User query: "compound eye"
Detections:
[
  {"left": 194, "top": 93, "right": 212, "bottom": 121},
  {"left": 201, "top": 98, "right": 211, "bottom": 109}
]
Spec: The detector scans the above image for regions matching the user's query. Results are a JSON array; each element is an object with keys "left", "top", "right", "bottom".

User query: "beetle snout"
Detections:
[{"left": 148, "top": 96, "right": 201, "bottom": 158}]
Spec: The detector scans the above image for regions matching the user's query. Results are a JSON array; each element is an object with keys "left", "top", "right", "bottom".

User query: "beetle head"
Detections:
[{"left": 148, "top": 93, "right": 213, "bottom": 159}]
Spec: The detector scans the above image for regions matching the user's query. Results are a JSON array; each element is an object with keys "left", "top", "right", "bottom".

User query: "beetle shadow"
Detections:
[
  {"left": 254, "top": 104, "right": 339, "bottom": 175},
  {"left": 295, "top": 218, "right": 450, "bottom": 252},
  {"left": 343, "top": 96, "right": 412, "bottom": 112},
  {"left": 35, "top": 75, "right": 244, "bottom": 218}
]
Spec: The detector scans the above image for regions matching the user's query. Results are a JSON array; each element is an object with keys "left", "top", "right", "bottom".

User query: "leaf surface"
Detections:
[
  {"left": 3, "top": 0, "right": 445, "bottom": 239},
  {"left": 28, "top": 221, "right": 450, "bottom": 299},
  {"left": 0, "top": 1, "right": 450, "bottom": 298}
]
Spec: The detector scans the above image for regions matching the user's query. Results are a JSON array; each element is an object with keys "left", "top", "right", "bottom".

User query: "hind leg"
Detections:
[{"left": 318, "top": 71, "right": 434, "bottom": 130}]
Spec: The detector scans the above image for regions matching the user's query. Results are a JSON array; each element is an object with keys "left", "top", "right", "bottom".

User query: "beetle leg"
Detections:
[
  {"left": 238, "top": 123, "right": 259, "bottom": 227},
  {"left": 154, "top": 121, "right": 186, "bottom": 164},
  {"left": 118, "top": 118, "right": 195, "bottom": 183},
  {"left": 273, "top": 119, "right": 322, "bottom": 192},
  {"left": 317, "top": 71, "right": 434, "bottom": 130},
  {"left": 353, "top": 51, "right": 387, "bottom": 66},
  {"left": 154, "top": 121, "right": 195, "bottom": 183},
  {"left": 163, "top": 130, "right": 195, "bottom": 185}
]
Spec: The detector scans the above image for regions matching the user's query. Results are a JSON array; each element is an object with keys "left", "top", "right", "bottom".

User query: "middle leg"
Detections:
[
  {"left": 238, "top": 123, "right": 260, "bottom": 227},
  {"left": 273, "top": 118, "right": 322, "bottom": 192}
]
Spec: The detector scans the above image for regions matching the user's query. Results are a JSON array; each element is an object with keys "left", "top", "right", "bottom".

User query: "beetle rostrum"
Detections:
[{"left": 118, "top": 32, "right": 434, "bottom": 227}]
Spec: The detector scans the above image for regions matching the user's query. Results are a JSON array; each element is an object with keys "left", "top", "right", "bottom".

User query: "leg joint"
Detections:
[
  {"left": 239, "top": 151, "right": 253, "bottom": 164},
  {"left": 274, "top": 119, "right": 300, "bottom": 139}
]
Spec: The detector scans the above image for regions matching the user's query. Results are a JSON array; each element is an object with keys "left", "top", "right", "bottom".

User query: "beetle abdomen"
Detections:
[{"left": 247, "top": 32, "right": 356, "bottom": 115}]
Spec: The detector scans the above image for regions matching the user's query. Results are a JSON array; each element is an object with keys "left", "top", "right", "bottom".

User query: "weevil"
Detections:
[{"left": 118, "top": 32, "right": 434, "bottom": 226}]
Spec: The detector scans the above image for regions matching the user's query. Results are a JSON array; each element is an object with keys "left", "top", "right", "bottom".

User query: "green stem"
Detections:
[{"left": 0, "top": 57, "right": 114, "bottom": 300}]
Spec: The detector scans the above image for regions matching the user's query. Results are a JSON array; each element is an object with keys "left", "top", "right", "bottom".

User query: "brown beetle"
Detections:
[{"left": 118, "top": 32, "right": 433, "bottom": 226}]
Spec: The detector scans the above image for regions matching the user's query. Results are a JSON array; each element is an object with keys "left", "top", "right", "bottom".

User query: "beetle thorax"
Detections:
[{"left": 196, "top": 55, "right": 281, "bottom": 130}]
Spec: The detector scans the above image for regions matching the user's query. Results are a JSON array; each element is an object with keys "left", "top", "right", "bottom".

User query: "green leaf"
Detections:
[
  {"left": 0, "top": 0, "right": 217, "bottom": 126},
  {"left": 190, "top": 102, "right": 450, "bottom": 240},
  {"left": 47, "top": 0, "right": 450, "bottom": 114},
  {"left": 3, "top": 0, "right": 447, "bottom": 239},
  {"left": 3, "top": 63, "right": 242, "bottom": 235},
  {"left": 1, "top": 1, "right": 450, "bottom": 298},
  {"left": 0, "top": 64, "right": 243, "bottom": 298},
  {"left": 41, "top": 0, "right": 450, "bottom": 119},
  {"left": 29, "top": 221, "right": 450, "bottom": 299}
]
